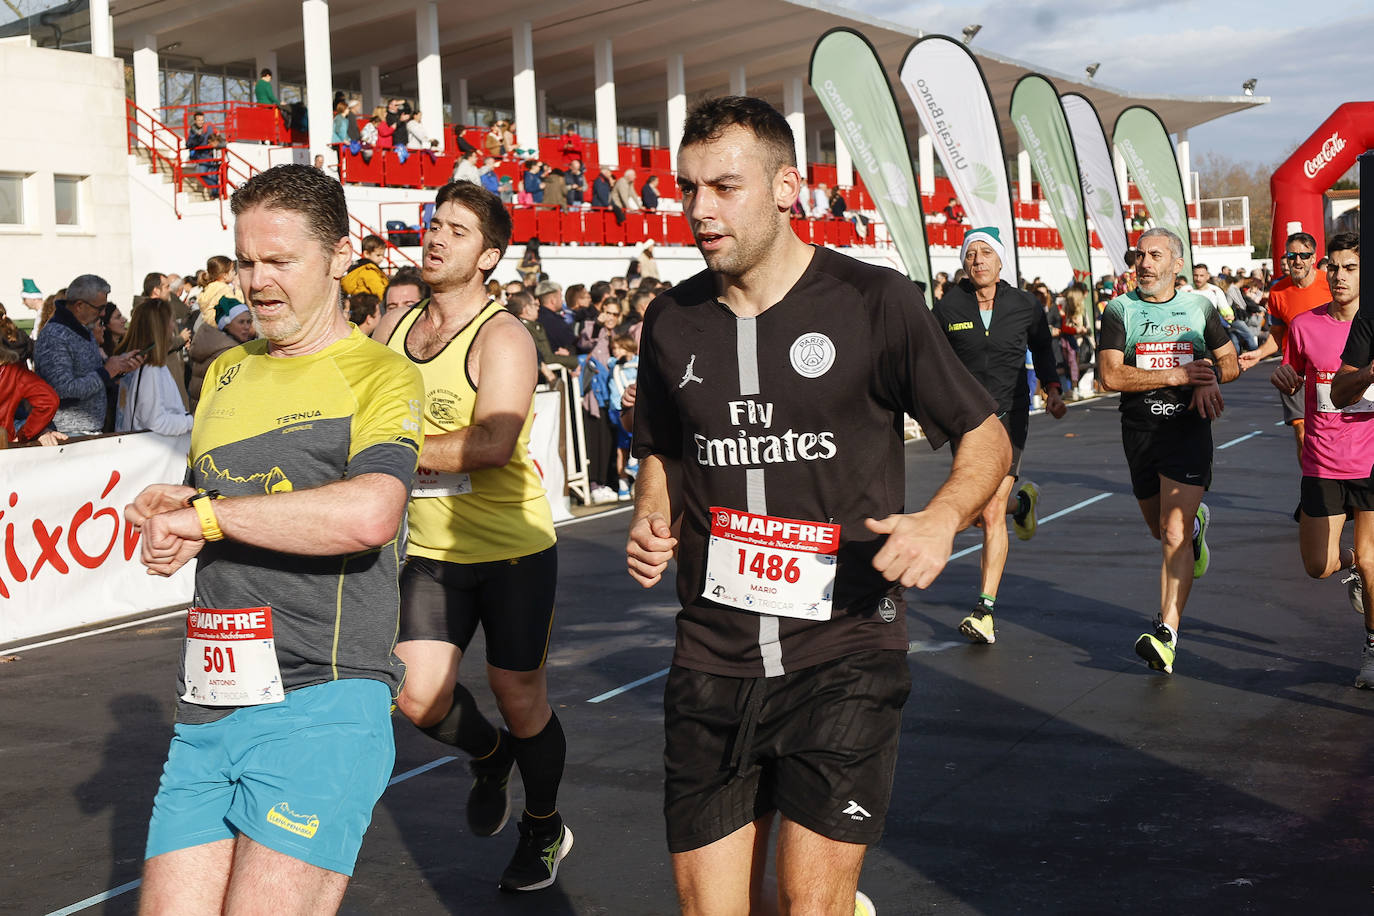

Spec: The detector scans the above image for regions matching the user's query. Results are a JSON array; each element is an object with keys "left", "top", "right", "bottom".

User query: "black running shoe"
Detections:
[
  {"left": 467, "top": 745, "right": 514, "bottom": 837},
  {"left": 499, "top": 814, "right": 574, "bottom": 892}
]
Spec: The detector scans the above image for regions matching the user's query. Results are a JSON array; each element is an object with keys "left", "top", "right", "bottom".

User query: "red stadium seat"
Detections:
[
  {"left": 623, "top": 212, "right": 648, "bottom": 245},
  {"left": 667, "top": 214, "right": 693, "bottom": 246},
  {"left": 511, "top": 207, "right": 536, "bottom": 243},
  {"left": 536, "top": 208, "right": 562, "bottom": 245},
  {"left": 601, "top": 209, "right": 626, "bottom": 246},
  {"left": 339, "top": 149, "right": 384, "bottom": 185},
  {"left": 384, "top": 152, "right": 423, "bottom": 189},
  {"left": 423, "top": 154, "right": 456, "bottom": 188}
]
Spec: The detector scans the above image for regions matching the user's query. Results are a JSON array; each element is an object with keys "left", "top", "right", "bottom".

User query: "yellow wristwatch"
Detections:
[{"left": 187, "top": 489, "right": 225, "bottom": 542}]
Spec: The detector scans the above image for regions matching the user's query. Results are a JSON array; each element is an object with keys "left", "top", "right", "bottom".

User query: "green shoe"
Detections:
[
  {"left": 1192, "top": 503, "right": 1210, "bottom": 579},
  {"left": 1135, "top": 617, "right": 1176, "bottom": 674},
  {"left": 959, "top": 609, "right": 996, "bottom": 644},
  {"left": 1013, "top": 481, "right": 1040, "bottom": 541}
]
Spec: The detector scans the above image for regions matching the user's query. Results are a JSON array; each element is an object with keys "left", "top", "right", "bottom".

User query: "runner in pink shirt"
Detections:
[{"left": 1271, "top": 232, "right": 1374, "bottom": 687}]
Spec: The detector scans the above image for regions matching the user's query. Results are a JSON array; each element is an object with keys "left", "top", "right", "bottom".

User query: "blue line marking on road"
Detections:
[{"left": 44, "top": 879, "right": 142, "bottom": 916}]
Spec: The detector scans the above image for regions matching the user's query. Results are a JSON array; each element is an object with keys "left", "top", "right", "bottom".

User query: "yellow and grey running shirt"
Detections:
[
  {"left": 388, "top": 299, "right": 555, "bottom": 564},
  {"left": 180, "top": 328, "right": 423, "bottom": 724}
]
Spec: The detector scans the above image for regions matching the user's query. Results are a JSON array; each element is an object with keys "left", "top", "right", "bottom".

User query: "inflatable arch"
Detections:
[{"left": 1270, "top": 101, "right": 1374, "bottom": 263}]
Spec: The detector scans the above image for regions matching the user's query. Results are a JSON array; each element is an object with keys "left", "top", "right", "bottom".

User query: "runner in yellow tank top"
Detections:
[
  {"left": 372, "top": 183, "right": 572, "bottom": 893},
  {"left": 390, "top": 297, "right": 555, "bottom": 563}
]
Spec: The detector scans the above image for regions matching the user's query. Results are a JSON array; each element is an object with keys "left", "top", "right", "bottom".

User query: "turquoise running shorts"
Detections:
[{"left": 144, "top": 678, "right": 395, "bottom": 876}]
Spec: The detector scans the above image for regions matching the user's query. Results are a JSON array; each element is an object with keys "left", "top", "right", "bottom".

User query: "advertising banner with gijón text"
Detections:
[
  {"left": 1114, "top": 106, "right": 1194, "bottom": 275},
  {"left": 0, "top": 433, "right": 195, "bottom": 645},
  {"left": 1011, "top": 75, "right": 1091, "bottom": 283},
  {"left": 900, "top": 35, "right": 1017, "bottom": 284},
  {"left": 810, "top": 28, "right": 933, "bottom": 306},
  {"left": 1061, "top": 92, "right": 1128, "bottom": 275}
]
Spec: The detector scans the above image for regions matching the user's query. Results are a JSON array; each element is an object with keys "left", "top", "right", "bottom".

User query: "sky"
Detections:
[{"left": 844, "top": 0, "right": 1374, "bottom": 171}]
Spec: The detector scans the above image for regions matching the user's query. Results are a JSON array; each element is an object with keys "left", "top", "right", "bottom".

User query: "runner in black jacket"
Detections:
[{"left": 934, "top": 227, "right": 1065, "bottom": 644}]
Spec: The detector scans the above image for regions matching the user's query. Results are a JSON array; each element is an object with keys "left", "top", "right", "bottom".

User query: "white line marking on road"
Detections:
[
  {"left": 950, "top": 491, "right": 1114, "bottom": 562},
  {"left": 588, "top": 667, "right": 671, "bottom": 703},
  {"left": 1218, "top": 430, "right": 1263, "bottom": 450},
  {"left": 43, "top": 879, "right": 142, "bottom": 916},
  {"left": 2, "top": 609, "right": 185, "bottom": 655},
  {"left": 389, "top": 755, "right": 458, "bottom": 786},
  {"left": 908, "top": 640, "right": 965, "bottom": 653},
  {"left": 555, "top": 505, "right": 632, "bottom": 527}
]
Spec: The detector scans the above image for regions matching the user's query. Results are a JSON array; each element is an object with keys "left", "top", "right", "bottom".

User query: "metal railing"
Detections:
[{"left": 126, "top": 99, "right": 184, "bottom": 220}]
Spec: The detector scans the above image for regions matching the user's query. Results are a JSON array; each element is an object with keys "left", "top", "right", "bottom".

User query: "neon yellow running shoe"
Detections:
[
  {"left": 1135, "top": 617, "right": 1176, "bottom": 674},
  {"left": 855, "top": 890, "right": 877, "bottom": 916},
  {"left": 1013, "top": 481, "right": 1040, "bottom": 541},
  {"left": 959, "top": 609, "right": 996, "bottom": 645},
  {"left": 1192, "top": 503, "right": 1210, "bottom": 580}
]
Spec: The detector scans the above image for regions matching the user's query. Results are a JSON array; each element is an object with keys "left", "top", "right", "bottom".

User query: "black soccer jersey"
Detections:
[{"left": 634, "top": 246, "right": 997, "bottom": 678}]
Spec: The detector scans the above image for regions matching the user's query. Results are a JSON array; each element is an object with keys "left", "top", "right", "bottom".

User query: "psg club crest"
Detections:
[{"left": 789, "top": 332, "right": 835, "bottom": 379}]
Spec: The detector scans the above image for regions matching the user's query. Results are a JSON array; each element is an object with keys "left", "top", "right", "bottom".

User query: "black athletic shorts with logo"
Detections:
[
  {"left": 1300, "top": 476, "right": 1374, "bottom": 518},
  {"left": 398, "top": 546, "right": 557, "bottom": 671},
  {"left": 1121, "top": 419, "right": 1213, "bottom": 499},
  {"left": 662, "top": 649, "right": 911, "bottom": 853}
]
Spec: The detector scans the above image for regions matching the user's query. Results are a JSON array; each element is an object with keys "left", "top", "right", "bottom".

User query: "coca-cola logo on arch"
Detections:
[{"left": 1303, "top": 131, "right": 1346, "bottom": 179}]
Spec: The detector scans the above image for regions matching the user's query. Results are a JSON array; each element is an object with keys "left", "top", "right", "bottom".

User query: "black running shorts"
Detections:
[
  {"left": 1122, "top": 420, "right": 1213, "bottom": 500},
  {"left": 398, "top": 547, "right": 558, "bottom": 671},
  {"left": 1300, "top": 476, "right": 1374, "bottom": 518},
  {"left": 662, "top": 649, "right": 911, "bottom": 854},
  {"left": 952, "top": 409, "right": 1027, "bottom": 479}
]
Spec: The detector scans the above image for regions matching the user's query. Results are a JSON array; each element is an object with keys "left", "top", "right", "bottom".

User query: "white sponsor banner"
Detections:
[
  {"left": 900, "top": 36, "right": 1017, "bottom": 284},
  {"left": 0, "top": 433, "right": 195, "bottom": 645},
  {"left": 530, "top": 389, "right": 572, "bottom": 522},
  {"left": 1061, "top": 92, "right": 1128, "bottom": 275}
]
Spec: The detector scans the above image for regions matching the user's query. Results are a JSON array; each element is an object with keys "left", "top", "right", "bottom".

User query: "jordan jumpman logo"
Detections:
[{"left": 679, "top": 354, "right": 704, "bottom": 388}]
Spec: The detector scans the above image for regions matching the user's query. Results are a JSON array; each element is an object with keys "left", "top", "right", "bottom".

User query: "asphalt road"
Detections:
[{"left": 4, "top": 367, "right": 1372, "bottom": 915}]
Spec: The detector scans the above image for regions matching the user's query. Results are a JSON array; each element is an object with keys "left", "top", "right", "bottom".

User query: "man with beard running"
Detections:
[
  {"left": 627, "top": 96, "right": 1007, "bottom": 915},
  {"left": 373, "top": 181, "right": 570, "bottom": 892},
  {"left": 934, "top": 227, "right": 1066, "bottom": 644},
  {"left": 1099, "top": 227, "right": 1238, "bottom": 675}
]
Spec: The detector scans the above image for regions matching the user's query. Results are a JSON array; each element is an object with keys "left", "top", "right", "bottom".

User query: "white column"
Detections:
[
  {"left": 1176, "top": 128, "right": 1192, "bottom": 203},
  {"left": 918, "top": 131, "right": 934, "bottom": 195},
  {"left": 89, "top": 0, "right": 113, "bottom": 58},
  {"left": 451, "top": 77, "right": 469, "bottom": 126},
  {"left": 1017, "top": 148, "right": 1032, "bottom": 202},
  {"left": 729, "top": 65, "right": 747, "bottom": 97},
  {"left": 256, "top": 50, "right": 279, "bottom": 86},
  {"left": 511, "top": 21, "right": 538, "bottom": 157},
  {"left": 667, "top": 53, "right": 687, "bottom": 168},
  {"left": 133, "top": 34, "right": 160, "bottom": 120},
  {"left": 415, "top": 2, "right": 444, "bottom": 153},
  {"left": 363, "top": 66, "right": 381, "bottom": 114},
  {"left": 782, "top": 76, "right": 806, "bottom": 175},
  {"left": 302, "top": 0, "right": 333, "bottom": 157},
  {"left": 593, "top": 39, "right": 619, "bottom": 169},
  {"left": 835, "top": 130, "right": 854, "bottom": 187}
]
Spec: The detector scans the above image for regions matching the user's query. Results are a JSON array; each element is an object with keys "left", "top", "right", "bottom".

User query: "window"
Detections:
[
  {"left": 54, "top": 175, "right": 83, "bottom": 226},
  {"left": 0, "top": 173, "right": 23, "bottom": 224}
]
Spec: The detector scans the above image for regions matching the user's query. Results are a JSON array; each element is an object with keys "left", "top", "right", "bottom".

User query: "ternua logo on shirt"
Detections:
[
  {"left": 277, "top": 410, "right": 323, "bottom": 425},
  {"left": 947, "top": 321, "right": 975, "bottom": 331}
]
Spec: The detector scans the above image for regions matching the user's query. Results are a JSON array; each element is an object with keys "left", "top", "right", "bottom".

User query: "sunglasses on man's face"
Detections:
[{"left": 1284, "top": 251, "right": 1315, "bottom": 261}]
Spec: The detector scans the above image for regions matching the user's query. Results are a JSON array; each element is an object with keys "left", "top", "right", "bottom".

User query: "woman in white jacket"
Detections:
[{"left": 114, "top": 298, "right": 194, "bottom": 438}]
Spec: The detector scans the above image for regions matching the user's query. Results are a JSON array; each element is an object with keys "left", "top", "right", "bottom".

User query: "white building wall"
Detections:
[{"left": 0, "top": 43, "right": 132, "bottom": 320}]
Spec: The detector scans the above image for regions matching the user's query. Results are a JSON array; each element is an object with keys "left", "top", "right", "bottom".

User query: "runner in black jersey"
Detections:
[
  {"left": 1098, "top": 227, "right": 1238, "bottom": 675},
  {"left": 934, "top": 227, "right": 1066, "bottom": 644},
  {"left": 627, "top": 96, "right": 1007, "bottom": 915}
]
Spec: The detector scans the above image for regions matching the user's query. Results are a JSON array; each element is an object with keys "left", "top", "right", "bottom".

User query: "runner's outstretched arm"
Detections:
[{"left": 865, "top": 412, "right": 1008, "bottom": 589}]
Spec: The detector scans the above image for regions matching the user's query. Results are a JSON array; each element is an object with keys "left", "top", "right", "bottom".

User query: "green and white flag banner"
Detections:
[
  {"left": 810, "top": 28, "right": 933, "bottom": 306},
  {"left": 899, "top": 35, "right": 1017, "bottom": 285},
  {"left": 1113, "top": 106, "right": 1194, "bottom": 274},
  {"left": 1010, "top": 75, "right": 1091, "bottom": 284},
  {"left": 1061, "top": 92, "right": 1128, "bottom": 275}
]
